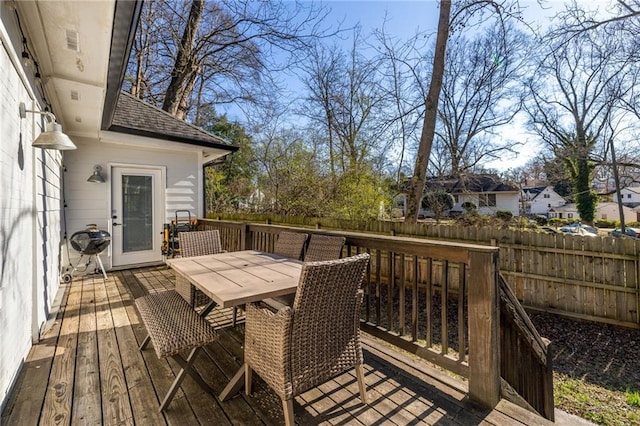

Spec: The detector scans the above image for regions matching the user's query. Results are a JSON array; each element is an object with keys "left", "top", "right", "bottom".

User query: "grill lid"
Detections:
[{"left": 70, "top": 224, "right": 111, "bottom": 255}]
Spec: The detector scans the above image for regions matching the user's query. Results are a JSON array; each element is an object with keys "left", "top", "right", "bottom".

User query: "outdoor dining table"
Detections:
[{"left": 166, "top": 249, "right": 303, "bottom": 400}]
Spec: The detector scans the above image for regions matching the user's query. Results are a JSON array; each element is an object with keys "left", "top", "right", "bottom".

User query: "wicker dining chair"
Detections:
[
  {"left": 175, "top": 230, "right": 224, "bottom": 307},
  {"left": 243, "top": 253, "right": 370, "bottom": 426},
  {"left": 273, "top": 231, "right": 308, "bottom": 260},
  {"left": 303, "top": 234, "right": 346, "bottom": 262}
]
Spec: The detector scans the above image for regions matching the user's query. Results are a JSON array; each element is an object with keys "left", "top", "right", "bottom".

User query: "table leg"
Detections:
[
  {"left": 200, "top": 300, "right": 217, "bottom": 317},
  {"left": 219, "top": 366, "right": 245, "bottom": 401}
]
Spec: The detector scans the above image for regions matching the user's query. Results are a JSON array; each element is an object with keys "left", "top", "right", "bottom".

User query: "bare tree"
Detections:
[
  {"left": 525, "top": 25, "right": 636, "bottom": 223},
  {"left": 127, "top": 0, "right": 334, "bottom": 119},
  {"left": 432, "top": 24, "right": 529, "bottom": 176},
  {"left": 299, "top": 31, "right": 389, "bottom": 175},
  {"left": 373, "top": 23, "right": 431, "bottom": 183},
  {"left": 553, "top": 0, "right": 640, "bottom": 37},
  {"left": 404, "top": 0, "right": 522, "bottom": 223}
]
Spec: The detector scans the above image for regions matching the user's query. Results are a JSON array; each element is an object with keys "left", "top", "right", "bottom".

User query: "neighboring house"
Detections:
[
  {"left": 521, "top": 186, "right": 566, "bottom": 216},
  {"left": 548, "top": 204, "right": 580, "bottom": 220},
  {"left": 423, "top": 174, "right": 520, "bottom": 217},
  {"left": 613, "top": 186, "right": 640, "bottom": 208},
  {"left": 1, "top": 1, "right": 237, "bottom": 412},
  {"left": 597, "top": 202, "right": 637, "bottom": 223},
  {"left": 549, "top": 203, "right": 636, "bottom": 223}
]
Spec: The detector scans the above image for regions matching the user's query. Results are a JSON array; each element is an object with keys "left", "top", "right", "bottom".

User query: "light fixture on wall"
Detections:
[
  {"left": 87, "top": 165, "right": 105, "bottom": 183},
  {"left": 19, "top": 102, "right": 77, "bottom": 150}
]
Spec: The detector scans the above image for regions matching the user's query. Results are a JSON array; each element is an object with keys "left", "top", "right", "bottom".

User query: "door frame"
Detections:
[{"left": 109, "top": 163, "right": 166, "bottom": 268}]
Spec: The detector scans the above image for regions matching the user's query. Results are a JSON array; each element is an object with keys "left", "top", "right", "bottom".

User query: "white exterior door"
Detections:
[{"left": 111, "top": 166, "right": 164, "bottom": 266}]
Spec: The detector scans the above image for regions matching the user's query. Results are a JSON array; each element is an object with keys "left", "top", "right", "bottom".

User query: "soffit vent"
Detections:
[
  {"left": 65, "top": 29, "right": 80, "bottom": 52},
  {"left": 70, "top": 90, "right": 80, "bottom": 101}
]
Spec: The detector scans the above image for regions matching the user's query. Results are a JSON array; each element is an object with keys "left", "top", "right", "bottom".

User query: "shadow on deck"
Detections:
[{"left": 2, "top": 266, "right": 565, "bottom": 425}]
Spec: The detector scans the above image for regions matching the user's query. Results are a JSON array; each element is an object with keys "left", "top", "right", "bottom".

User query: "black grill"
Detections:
[{"left": 64, "top": 225, "right": 111, "bottom": 282}]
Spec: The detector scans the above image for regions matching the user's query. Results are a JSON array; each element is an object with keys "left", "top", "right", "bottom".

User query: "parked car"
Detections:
[
  {"left": 558, "top": 223, "right": 598, "bottom": 237},
  {"left": 559, "top": 222, "right": 598, "bottom": 235},
  {"left": 609, "top": 227, "right": 640, "bottom": 239}
]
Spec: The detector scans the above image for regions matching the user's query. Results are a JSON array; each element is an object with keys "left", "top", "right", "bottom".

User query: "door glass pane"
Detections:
[{"left": 122, "top": 175, "right": 153, "bottom": 252}]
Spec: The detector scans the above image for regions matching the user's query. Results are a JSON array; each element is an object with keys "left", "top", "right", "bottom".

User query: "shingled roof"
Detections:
[
  {"left": 426, "top": 174, "right": 519, "bottom": 193},
  {"left": 108, "top": 92, "right": 238, "bottom": 152}
]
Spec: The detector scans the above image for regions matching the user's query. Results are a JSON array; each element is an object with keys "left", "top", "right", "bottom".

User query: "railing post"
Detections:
[
  {"left": 240, "top": 223, "right": 252, "bottom": 251},
  {"left": 468, "top": 249, "right": 500, "bottom": 408}
]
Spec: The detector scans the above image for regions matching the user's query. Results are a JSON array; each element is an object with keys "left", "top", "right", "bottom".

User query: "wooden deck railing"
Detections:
[{"left": 196, "top": 219, "right": 553, "bottom": 419}]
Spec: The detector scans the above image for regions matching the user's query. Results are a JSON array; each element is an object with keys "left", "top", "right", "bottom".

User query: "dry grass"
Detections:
[{"left": 529, "top": 312, "right": 640, "bottom": 425}]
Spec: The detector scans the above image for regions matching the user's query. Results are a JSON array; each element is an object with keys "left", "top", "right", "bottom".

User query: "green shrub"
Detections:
[
  {"left": 533, "top": 215, "right": 548, "bottom": 226},
  {"left": 461, "top": 201, "right": 477, "bottom": 214},
  {"left": 594, "top": 219, "right": 618, "bottom": 229},
  {"left": 626, "top": 389, "right": 640, "bottom": 407},
  {"left": 496, "top": 210, "right": 513, "bottom": 221}
]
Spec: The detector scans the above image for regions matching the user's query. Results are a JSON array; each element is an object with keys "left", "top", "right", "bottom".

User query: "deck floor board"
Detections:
[{"left": 2, "top": 265, "right": 552, "bottom": 426}]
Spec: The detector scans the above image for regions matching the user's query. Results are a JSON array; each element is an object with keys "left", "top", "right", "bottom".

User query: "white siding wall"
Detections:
[
  {"left": 63, "top": 137, "right": 202, "bottom": 269},
  {"left": 494, "top": 193, "right": 519, "bottom": 216},
  {"left": 1, "top": 21, "right": 62, "bottom": 411},
  {"left": 530, "top": 187, "right": 566, "bottom": 215},
  {"left": 614, "top": 188, "right": 640, "bottom": 204}
]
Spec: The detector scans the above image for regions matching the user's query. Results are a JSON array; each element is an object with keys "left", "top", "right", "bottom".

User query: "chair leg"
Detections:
[
  {"left": 282, "top": 398, "right": 294, "bottom": 426},
  {"left": 244, "top": 363, "right": 252, "bottom": 396},
  {"left": 140, "top": 335, "right": 151, "bottom": 350},
  {"left": 355, "top": 364, "right": 367, "bottom": 404}
]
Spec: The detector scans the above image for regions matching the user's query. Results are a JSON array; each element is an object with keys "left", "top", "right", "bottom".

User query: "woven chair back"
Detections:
[
  {"left": 273, "top": 231, "right": 308, "bottom": 260},
  {"left": 290, "top": 253, "right": 370, "bottom": 393},
  {"left": 303, "top": 234, "right": 346, "bottom": 262},
  {"left": 178, "top": 230, "right": 223, "bottom": 257}
]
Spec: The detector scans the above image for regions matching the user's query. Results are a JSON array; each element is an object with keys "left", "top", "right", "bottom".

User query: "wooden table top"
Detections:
[{"left": 166, "top": 250, "right": 302, "bottom": 308}]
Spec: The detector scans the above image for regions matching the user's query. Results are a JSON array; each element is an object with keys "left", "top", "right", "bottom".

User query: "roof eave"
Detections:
[
  {"left": 108, "top": 125, "right": 239, "bottom": 152},
  {"left": 101, "top": 0, "right": 143, "bottom": 130}
]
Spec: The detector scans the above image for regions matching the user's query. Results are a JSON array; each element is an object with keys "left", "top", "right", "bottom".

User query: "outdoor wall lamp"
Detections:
[
  {"left": 87, "top": 165, "right": 105, "bottom": 183},
  {"left": 19, "top": 102, "right": 77, "bottom": 150}
]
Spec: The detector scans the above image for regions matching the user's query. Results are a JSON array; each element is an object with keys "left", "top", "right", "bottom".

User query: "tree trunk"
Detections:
[
  {"left": 162, "top": 0, "right": 203, "bottom": 117},
  {"left": 405, "top": 0, "right": 452, "bottom": 223}
]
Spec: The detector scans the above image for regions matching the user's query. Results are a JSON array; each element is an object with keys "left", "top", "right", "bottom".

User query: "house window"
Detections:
[
  {"left": 479, "top": 193, "right": 496, "bottom": 207},
  {"left": 548, "top": 204, "right": 551, "bottom": 208},
  {"left": 568, "top": 213, "right": 573, "bottom": 218},
  {"left": 628, "top": 194, "right": 632, "bottom": 199},
  {"left": 454, "top": 194, "right": 459, "bottom": 203},
  {"left": 543, "top": 194, "right": 550, "bottom": 198}
]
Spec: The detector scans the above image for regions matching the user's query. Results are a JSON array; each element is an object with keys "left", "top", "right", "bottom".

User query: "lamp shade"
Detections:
[
  {"left": 32, "top": 122, "right": 77, "bottom": 150},
  {"left": 87, "top": 165, "right": 105, "bottom": 183}
]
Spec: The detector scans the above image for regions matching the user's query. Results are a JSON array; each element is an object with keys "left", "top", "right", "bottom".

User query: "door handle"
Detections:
[{"left": 113, "top": 222, "right": 121, "bottom": 226}]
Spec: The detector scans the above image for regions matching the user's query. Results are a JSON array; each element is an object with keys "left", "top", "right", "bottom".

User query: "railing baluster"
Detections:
[
  {"left": 458, "top": 262, "right": 466, "bottom": 362},
  {"left": 376, "top": 249, "right": 382, "bottom": 327},
  {"left": 426, "top": 257, "right": 432, "bottom": 348},
  {"left": 412, "top": 255, "right": 419, "bottom": 342},
  {"left": 387, "top": 251, "right": 394, "bottom": 331},
  {"left": 399, "top": 253, "right": 406, "bottom": 336},
  {"left": 441, "top": 260, "right": 449, "bottom": 355}
]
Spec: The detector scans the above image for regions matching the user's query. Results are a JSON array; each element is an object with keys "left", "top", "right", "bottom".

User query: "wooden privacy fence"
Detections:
[
  {"left": 207, "top": 213, "right": 640, "bottom": 329},
  {"left": 198, "top": 219, "right": 554, "bottom": 420}
]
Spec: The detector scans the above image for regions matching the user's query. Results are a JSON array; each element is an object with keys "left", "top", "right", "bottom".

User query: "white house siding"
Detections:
[
  {"left": 597, "top": 203, "right": 636, "bottom": 223},
  {"left": 614, "top": 187, "right": 640, "bottom": 205},
  {"left": 494, "top": 193, "right": 519, "bottom": 216},
  {"left": 63, "top": 136, "right": 203, "bottom": 269},
  {"left": 528, "top": 187, "right": 566, "bottom": 215},
  {"left": 454, "top": 193, "right": 519, "bottom": 216},
  {"left": 1, "top": 22, "right": 62, "bottom": 412}
]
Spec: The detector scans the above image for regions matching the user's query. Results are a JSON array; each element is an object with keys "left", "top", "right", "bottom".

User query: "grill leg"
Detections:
[{"left": 95, "top": 254, "right": 108, "bottom": 280}]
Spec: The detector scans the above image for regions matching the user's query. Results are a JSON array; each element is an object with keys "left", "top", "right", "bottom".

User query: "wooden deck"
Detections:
[{"left": 1, "top": 266, "right": 556, "bottom": 426}]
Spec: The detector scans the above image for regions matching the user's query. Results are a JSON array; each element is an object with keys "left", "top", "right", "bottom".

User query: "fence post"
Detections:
[{"left": 468, "top": 249, "right": 501, "bottom": 408}]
